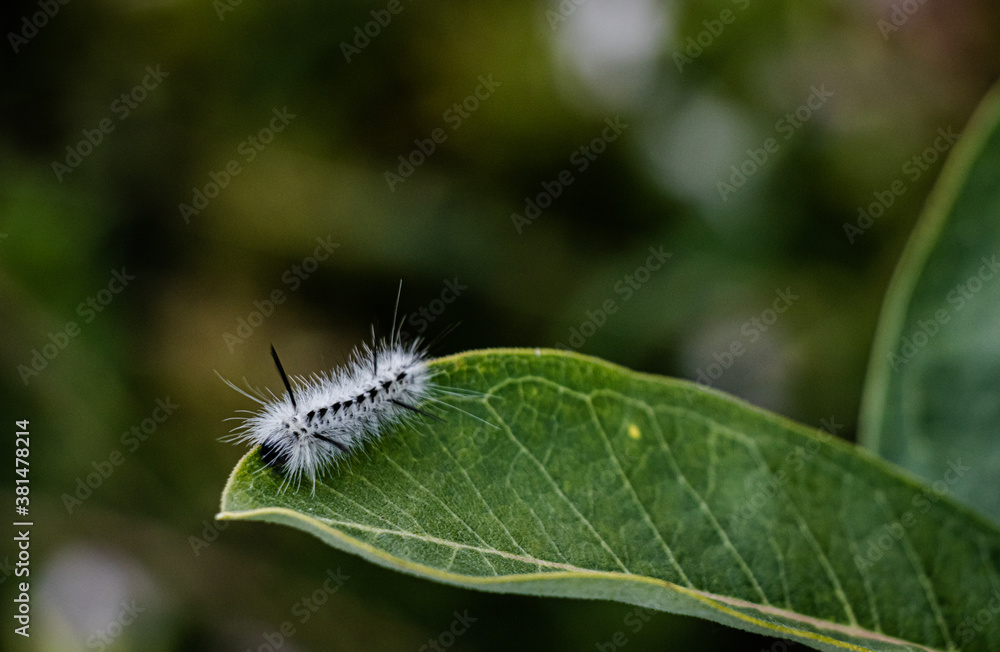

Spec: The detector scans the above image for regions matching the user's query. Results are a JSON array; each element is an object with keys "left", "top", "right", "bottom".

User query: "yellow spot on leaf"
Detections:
[{"left": 627, "top": 424, "right": 641, "bottom": 440}]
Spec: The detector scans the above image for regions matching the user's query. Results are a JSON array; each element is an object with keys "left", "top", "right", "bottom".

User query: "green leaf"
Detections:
[
  {"left": 859, "top": 83, "right": 1000, "bottom": 524},
  {"left": 220, "top": 349, "right": 1000, "bottom": 652}
]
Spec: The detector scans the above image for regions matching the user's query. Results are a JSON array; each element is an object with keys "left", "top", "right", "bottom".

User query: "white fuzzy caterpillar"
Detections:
[
  {"left": 221, "top": 284, "right": 498, "bottom": 492},
  {"left": 221, "top": 332, "right": 444, "bottom": 492}
]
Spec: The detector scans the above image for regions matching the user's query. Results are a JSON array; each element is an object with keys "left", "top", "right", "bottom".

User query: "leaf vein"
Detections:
[{"left": 485, "top": 398, "right": 632, "bottom": 574}]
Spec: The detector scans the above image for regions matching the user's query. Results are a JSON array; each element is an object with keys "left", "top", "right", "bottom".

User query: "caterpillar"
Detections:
[{"left": 221, "top": 289, "right": 487, "bottom": 493}]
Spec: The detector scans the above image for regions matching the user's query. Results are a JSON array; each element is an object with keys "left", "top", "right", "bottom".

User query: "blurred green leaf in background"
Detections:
[{"left": 861, "top": 84, "right": 1000, "bottom": 525}]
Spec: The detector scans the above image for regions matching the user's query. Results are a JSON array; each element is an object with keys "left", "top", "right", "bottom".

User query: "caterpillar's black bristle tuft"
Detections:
[
  {"left": 270, "top": 345, "right": 298, "bottom": 410},
  {"left": 259, "top": 440, "right": 289, "bottom": 471}
]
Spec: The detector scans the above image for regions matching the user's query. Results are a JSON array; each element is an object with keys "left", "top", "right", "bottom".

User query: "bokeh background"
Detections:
[{"left": 3, "top": 0, "right": 999, "bottom": 650}]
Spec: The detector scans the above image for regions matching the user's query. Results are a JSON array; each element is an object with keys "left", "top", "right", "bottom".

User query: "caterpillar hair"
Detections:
[{"left": 220, "top": 284, "right": 487, "bottom": 493}]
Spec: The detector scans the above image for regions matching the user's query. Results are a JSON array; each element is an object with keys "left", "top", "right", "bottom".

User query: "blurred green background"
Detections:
[{"left": 3, "top": 0, "right": 999, "bottom": 650}]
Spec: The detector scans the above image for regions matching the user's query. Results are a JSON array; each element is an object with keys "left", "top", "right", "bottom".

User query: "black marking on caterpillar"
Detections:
[{"left": 220, "top": 284, "right": 493, "bottom": 493}]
